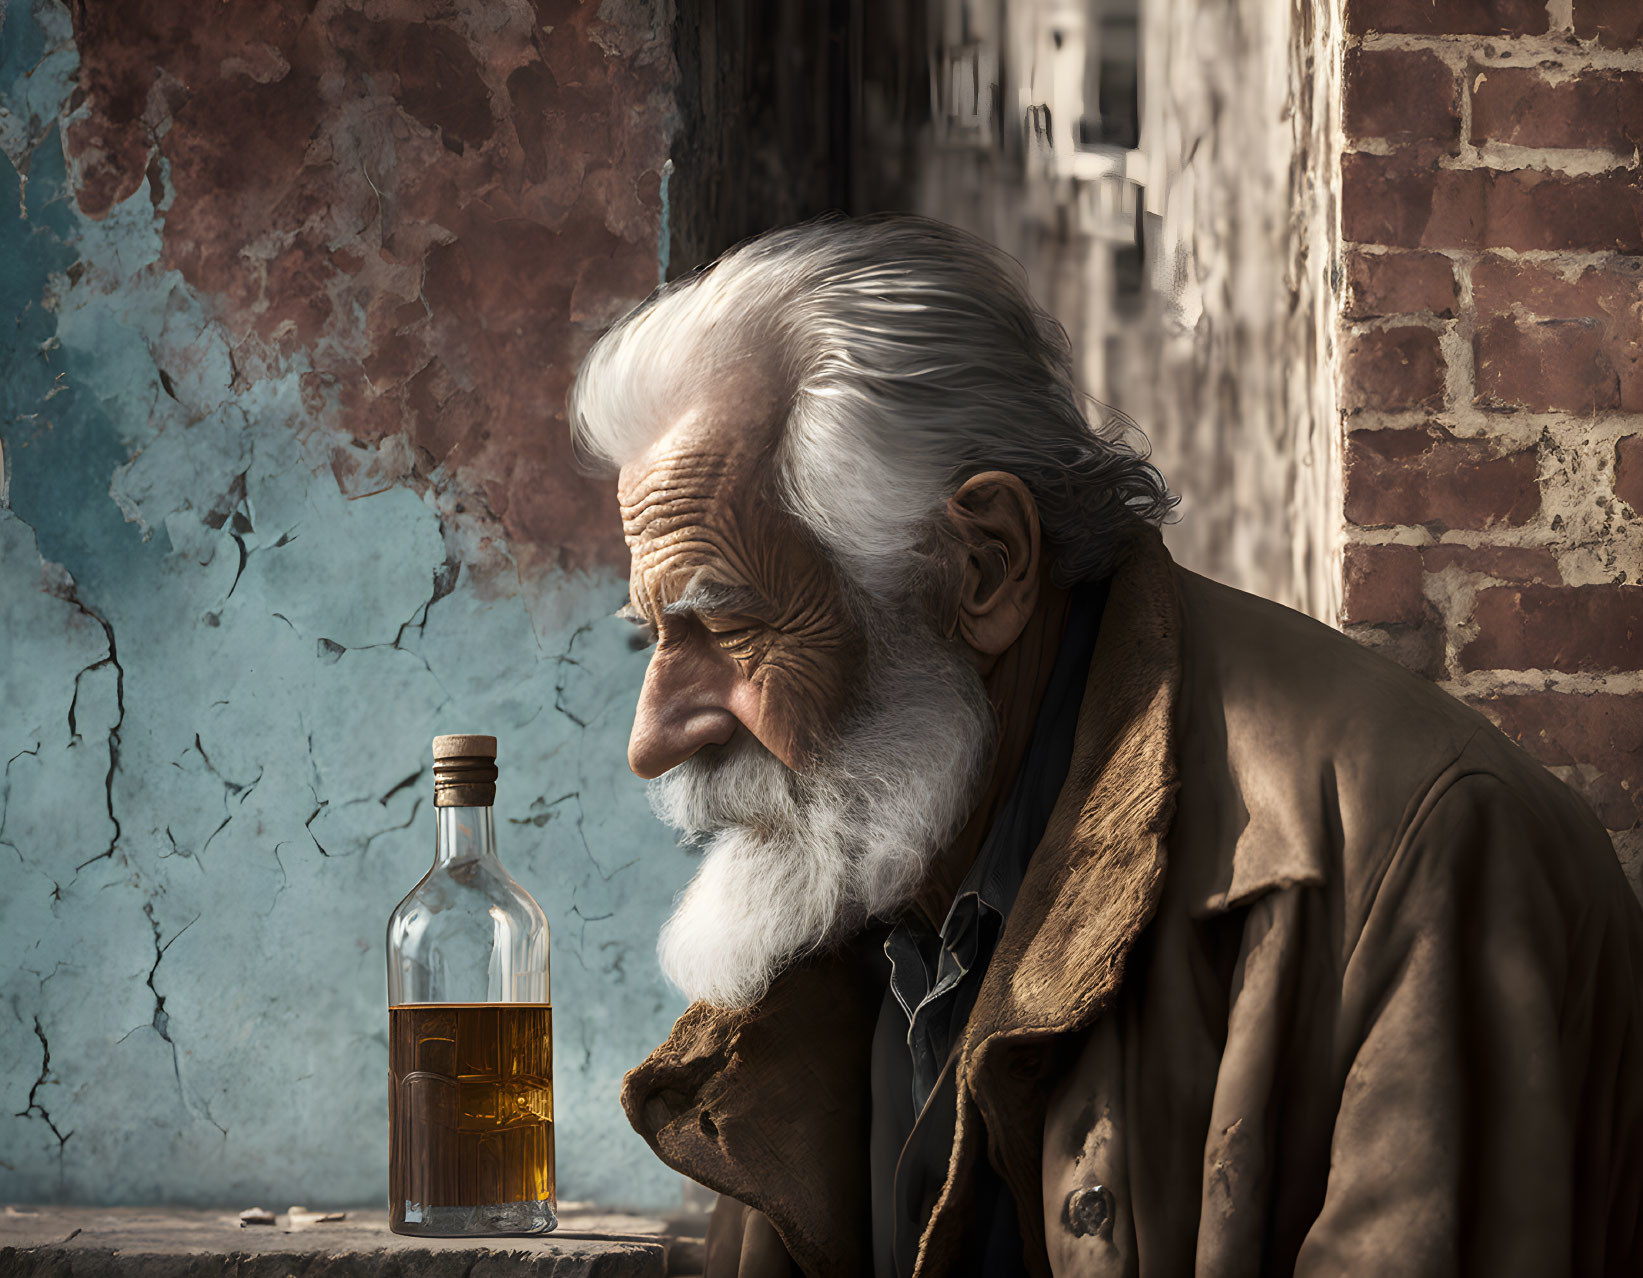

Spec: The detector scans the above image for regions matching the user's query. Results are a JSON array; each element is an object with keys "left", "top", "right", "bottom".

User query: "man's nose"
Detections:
[{"left": 628, "top": 643, "right": 739, "bottom": 778}]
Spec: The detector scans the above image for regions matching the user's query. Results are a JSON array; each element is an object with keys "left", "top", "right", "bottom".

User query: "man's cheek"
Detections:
[
  {"left": 744, "top": 655, "right": 846, "bottom": 770},
  {"left": 723, "top": 681, "right": 800, "bottom": 771}
]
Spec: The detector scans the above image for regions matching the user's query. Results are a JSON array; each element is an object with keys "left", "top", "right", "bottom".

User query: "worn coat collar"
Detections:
[{"left": 622, "top": 531, "right": 1186, "bottom": 1277}]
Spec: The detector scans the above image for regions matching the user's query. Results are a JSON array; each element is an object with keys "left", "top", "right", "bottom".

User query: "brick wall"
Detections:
[{"left": 1338, "top": 0, "right": 1643, "bottom": 891}]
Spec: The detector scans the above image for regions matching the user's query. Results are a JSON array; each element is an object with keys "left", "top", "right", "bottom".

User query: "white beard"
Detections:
[{"left": 648, "top": 631, "right": 996, "bottom": 1009}]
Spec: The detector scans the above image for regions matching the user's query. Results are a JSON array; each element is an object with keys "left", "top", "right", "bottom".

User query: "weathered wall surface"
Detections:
[
  {"left": 1, "top": 0, "right": 694, "bottom": 1208},
  {"left": 1336, "top": 0, "right": 1643, "bottom": 892},
  {"left": 906, "top": 0, "right": 1345, "bottom": 618},
  {"left": 1104, "top": 0, "right": 1345, "bottom": 617}
]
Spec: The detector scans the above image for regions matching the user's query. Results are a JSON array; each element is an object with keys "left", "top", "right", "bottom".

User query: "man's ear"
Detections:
[{"left": 943, "top": 470, "right": 1042, "bottom": 658}]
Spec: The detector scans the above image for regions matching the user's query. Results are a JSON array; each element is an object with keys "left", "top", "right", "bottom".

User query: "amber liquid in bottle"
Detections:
[
  {"left": 388, "top": 1003, "right": 555, "bottom": 1222},
  {"left": 387, "top": 735, "right": 554, "bottom": 1236}
]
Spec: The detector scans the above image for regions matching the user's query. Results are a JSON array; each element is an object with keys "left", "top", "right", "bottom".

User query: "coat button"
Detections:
[{"left": 1063, "top": 1184, "right": 1114, "bottom": 1239}]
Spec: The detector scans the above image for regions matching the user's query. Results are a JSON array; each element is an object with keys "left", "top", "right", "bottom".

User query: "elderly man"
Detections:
[{"left": 567, "top": 216, "right": 1643, "bottom": 1278}]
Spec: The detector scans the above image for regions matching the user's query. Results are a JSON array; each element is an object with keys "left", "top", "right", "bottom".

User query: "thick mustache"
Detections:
[{"left": 648, "top": 739, "right": 806, "bottom": 838}]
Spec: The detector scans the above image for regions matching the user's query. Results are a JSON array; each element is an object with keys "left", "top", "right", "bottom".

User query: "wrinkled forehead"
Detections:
[
  {"left": 615, "top": 372, "right": 788, "bottom": 539},
  {"left": 611, "top": 373, "right": 861, "bottom": 632}
]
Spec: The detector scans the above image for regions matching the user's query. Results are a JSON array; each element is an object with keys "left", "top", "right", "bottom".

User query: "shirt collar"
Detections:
[{"left": 925, "top": 576, "right": 1111, "bottom": 947}]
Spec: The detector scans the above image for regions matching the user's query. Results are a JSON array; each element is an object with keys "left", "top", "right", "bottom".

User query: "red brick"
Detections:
[
  {"left": 1347, "top": 0, "right": 1548, "bottom": 35},
  {"left": 1345, "top": 48, "right": 1459, "bottom": 144},
  {"left": 1345, "top": 427, "right": 1540, "bottom": 529},
  {"left": 1472, "top": 254, "right": 1643, "bottom": 321},
  {"left": 1343, "top": 249, "right": 1457, "bottom": 319},
  {"left": 1461, "top": 585, "right": 1643, "bottom": 671},
  {"left": 1446, "top": 168, "right": 1643, "bottom": 252},
  {"left": 1471, "top": 68, "right": 1643, "bottom": 153},
  {"left": 1616, "top": 435, "right": 1643, "bottom": 515},
  {"left": 1343, "top": 542, "right": 1427, "bottom": 624},
  {"left": 1471, "top": 258, "right": 1643, "bottom": 412},
  {"left": 1341, "top": 325, "right": 1447, "bottom": 412},
  {"left": 1343, "top": 152, "right": 1643, "bottom": 251},
  {"left": 1421, "top": 542, "right": 1561, "bottom": 583},
  {"left": 1342, "top": 149, "right": 1461, "bottom": 247},
  {"left": 1575, "top": 0, "right": 1643, "bottom": 49},
  {"left": 1474, "top": 692, "right": 1643, "bottom": 829},
  {"left": 1476, "top": 315, "right": 1626, "bottom": 413}
]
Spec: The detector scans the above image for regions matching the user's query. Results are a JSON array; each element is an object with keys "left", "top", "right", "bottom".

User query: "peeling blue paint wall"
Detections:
[{"left": 0, "top": 0, "right": 693, "bottom": 1209}]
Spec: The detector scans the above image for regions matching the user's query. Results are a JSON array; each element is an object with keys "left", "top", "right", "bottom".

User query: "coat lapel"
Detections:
[
  {"left": 916, "top": 531, "right": 1185, "bottom": 1277},
  {"left": 621, "top": 937, "right": 884, "bottom": 1277}
]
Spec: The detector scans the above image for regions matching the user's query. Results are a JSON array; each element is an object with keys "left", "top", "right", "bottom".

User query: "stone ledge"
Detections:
[{"left": 0, "top": 1204, "right": 708, "bottom": 1277}]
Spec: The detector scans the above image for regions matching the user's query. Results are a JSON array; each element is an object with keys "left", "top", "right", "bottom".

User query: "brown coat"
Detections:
[{"left": 622, "top": 534, "right": 1643, "bottom": 1277}]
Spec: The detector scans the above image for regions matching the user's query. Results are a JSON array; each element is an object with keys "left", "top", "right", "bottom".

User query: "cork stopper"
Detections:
[{"left": 432, "top": 734, "right": 498, "bottom": 807}]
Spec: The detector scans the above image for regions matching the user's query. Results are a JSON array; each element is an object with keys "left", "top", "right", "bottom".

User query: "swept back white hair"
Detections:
[{"left": 568, "top": 214, "right": 1174, "bottom": 597}]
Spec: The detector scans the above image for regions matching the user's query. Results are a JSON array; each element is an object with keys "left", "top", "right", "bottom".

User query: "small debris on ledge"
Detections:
[
  {"left": 285, "top": 1205, "right": 348, "bottom": 1230},
  {"left": 238, "top": 1207, "right": 275, "bottom": 1227}
]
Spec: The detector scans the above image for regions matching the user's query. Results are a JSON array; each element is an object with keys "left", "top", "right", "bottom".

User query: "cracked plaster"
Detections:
[{"left": 0, "top": 0, "right": 692, "bottom": 1210}]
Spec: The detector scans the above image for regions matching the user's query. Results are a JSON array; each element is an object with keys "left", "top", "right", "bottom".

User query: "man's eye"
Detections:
[{"left": 703, "top": 621, "right": 762, "bottom": 657}]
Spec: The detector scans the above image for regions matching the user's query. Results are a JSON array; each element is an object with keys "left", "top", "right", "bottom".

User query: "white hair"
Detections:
[
  {"left": 568, "top": 213, "right": 1174, "bottom": 600},
  {"left": 649, "top": 624, "right": 994, "bottom": 1009}
]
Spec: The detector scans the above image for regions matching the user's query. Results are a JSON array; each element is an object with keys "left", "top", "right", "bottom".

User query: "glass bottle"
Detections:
[{"left": 386, "top": 734, "right": 555, "bottom": 1236}]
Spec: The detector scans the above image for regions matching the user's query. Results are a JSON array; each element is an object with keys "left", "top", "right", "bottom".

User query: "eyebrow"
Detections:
[
  {"left": 614, "top": 582, "right": 769, "bottom": 629},
  {"left": 663, "top": 582, "right": 767, "bottom": 619}
]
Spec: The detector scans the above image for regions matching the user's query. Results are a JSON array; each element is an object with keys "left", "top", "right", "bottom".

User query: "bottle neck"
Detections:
[{"left": 434, "top": 805, "right": 497, "bottom": 866}]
